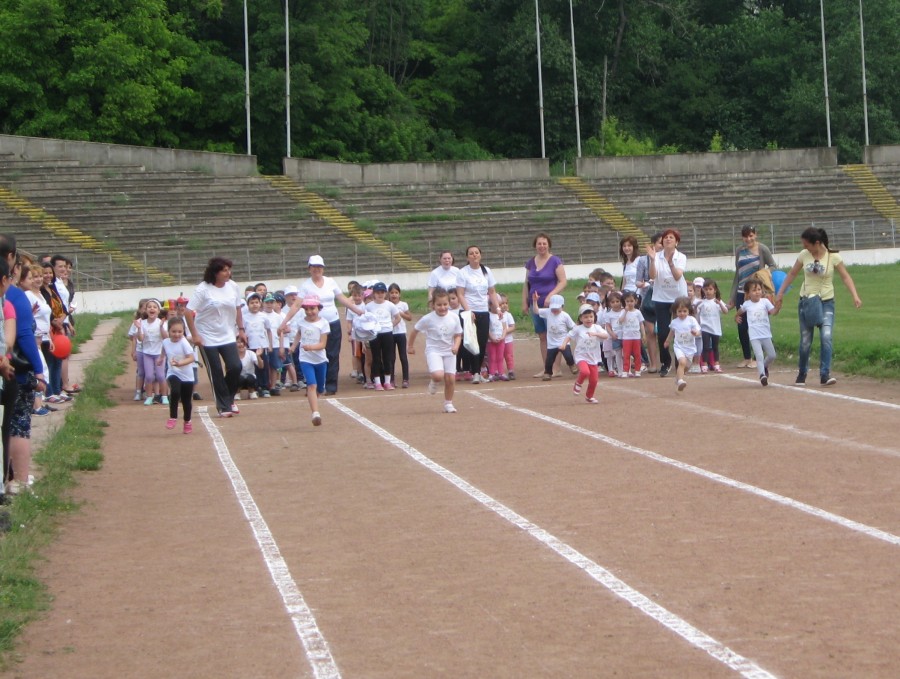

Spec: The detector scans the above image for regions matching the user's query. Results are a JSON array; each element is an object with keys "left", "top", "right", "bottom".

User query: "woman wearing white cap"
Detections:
[{"left": 281, "top": 255, "right": 363, "bottom": 395}]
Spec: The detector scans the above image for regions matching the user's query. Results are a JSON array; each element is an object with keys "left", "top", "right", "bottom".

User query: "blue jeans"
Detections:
[{"left": 798, "top": 298, "right": 835, "bottom": 377}]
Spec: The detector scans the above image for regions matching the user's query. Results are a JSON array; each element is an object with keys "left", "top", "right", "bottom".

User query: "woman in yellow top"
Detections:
[{"left": 774, "top": 227, "right": 861, "bottom": 387}]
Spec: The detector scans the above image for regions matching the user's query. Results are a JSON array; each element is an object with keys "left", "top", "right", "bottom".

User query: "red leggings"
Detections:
[
  {"left": 622, "top": 339, "right": 642, "bottom": 373},
  {"left": 576, "top": 361, "right": 599, "bottom": 399}
]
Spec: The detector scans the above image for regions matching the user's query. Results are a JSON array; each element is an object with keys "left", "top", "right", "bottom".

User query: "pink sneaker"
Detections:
[
  {"left": 231, "top": 403, "right": 240, "bottom": 414},
  {"left": 384, "top": 382, "right": 395, "bottom": 390},
  {"left": 374, "top": 383, "right": 385, "bottom": 391},
  {"left": 713, "top": 365, "right": 723, "bottom": 373},
  {"left": 183, "top": 421, "right": 193, "bottom": 434},
  {"left": 166, "top": 418, "right": 176, "bottom": 430},
  {"left": 572, "top": 383, "right": 582, "bottom": 395}
]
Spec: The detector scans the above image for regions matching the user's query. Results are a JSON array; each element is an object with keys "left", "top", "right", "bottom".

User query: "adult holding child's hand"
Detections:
[{"left": 186, "top": 256, "right": 246, "bottom": 418}]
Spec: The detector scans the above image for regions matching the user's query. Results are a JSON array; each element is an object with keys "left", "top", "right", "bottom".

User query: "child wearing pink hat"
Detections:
[{"left": 289, "top": 295, "right": 329, "bottom": 426}]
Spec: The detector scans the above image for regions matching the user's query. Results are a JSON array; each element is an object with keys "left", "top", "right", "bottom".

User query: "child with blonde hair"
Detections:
[{"left": 663, "top": 297, "right": 701, "bottom": 392}]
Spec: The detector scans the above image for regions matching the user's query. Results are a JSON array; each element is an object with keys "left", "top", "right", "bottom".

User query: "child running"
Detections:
[
  {"left": 696, "top": 278, "right": 729, "bottom": 373},
  {"left": 136, "top": 299, "right": 169, "bottom": 405},
  {"left": 159, "top": 317, "right": 195, "bottom": 433},
  {"left": 407, "top": 289, "right": 463, "bottom": 413},
  {"left": 290, "top": 295, "right": 330, "bottom": 426},
  {"left": 663, "top": 297, "right": 702, "bottom": 392},
  {"left": 736, "top": 279, "right": 777, "bottom": 386},
  {"left": 560, "top": 304, "right": 609, "bottom": 404},
  {"left": 532, "top": 292, "right": 576, "bottom": 380}
]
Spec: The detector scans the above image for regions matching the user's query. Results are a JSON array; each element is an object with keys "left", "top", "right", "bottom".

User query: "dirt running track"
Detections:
[{"left": 9, "top": 335, "right": 900, "bottom": 679}]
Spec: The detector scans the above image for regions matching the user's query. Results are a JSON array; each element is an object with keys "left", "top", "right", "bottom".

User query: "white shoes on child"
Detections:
[
  {"left": 312, "top": 411, "right": 322, "bottom": 426},
  {"left": 443, "top": 403, "right": 457, "bottom": 413}
]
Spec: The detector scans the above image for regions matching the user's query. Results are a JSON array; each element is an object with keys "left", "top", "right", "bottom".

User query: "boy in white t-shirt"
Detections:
[
  {"left": 532, "top": 292, "right": 576, "bottom": 380},
  {"left": 736, "top": 280, "right": 777, "bottom": 386},
  {"left": 262, "top": 293, "right": 285, "bottom": 394},
  {"left": 243, "top": 292, "right": 273, "bottom": 397},
  {"left": 407, "top": 289, "right": 463, "bottom": 413}
]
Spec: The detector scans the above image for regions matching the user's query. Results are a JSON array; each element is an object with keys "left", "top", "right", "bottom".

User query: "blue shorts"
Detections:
[
  {"left": 530, "top": 311, "right": 547, "bottom": 334},
  {"left": 300, "top": 362, "right": 327, "bottom": 394},
  {"left": 265, "top": 349, "right": 283, "bottom": 371}
]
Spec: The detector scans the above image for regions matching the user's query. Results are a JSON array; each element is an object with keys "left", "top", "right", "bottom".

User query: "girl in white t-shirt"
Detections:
[
  {"left": 619, "top": 292, "right": 645, "bottom": 377},
  {"left": 603, "top": 291, "right": 625, "bottom": 377},
  {"left": 560, "top": 305, "right": 609, "bottom": 404},
  {"left": 129, "top": 299, "right": 149, "bottom": 401},
  {"left": 663, "top": 297, "right": 701, "bottom": 392},
  {"left": 736, "top": 280, "right": 777, "bottom": 386},
  {"left": 289, "top": 295, "right": 330, "bottom": 426},
  {"left": 136, "top": 299, "right": 169, "bottom": 406},
  {"left": 499, "top": 294, "right": 517, "bottom": 380},
  {"left": 389, "top": 284, "right": 412, "bottom": 388},
  {"left": 365, "top": 282, "right": 400, "bottom": 389},
  {"left": 407, "top": 289, "right": 462, "bottom": 413},
  {"left": 696, "top": 279, "right": 729, "bottom": 373},
  {"left": 159, "top": 318, "right": 195, "bottom": 433}
]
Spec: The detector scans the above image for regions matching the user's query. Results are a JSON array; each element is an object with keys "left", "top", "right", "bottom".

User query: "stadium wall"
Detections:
[
  {"left": 283, "top": 158, "right": 551, "bottom": 185},
  {"left": 864, "top": 145, "right": 900, "bottom": 164}
]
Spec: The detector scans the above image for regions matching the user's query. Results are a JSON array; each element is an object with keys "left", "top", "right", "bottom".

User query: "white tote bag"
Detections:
[{"left": 462, "top": 310, "right": 479, "bottom": 355}]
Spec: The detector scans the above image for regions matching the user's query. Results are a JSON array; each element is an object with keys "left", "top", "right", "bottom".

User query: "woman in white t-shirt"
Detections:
[
  {"left": 456, "top": 245, "right": 500, "bottom": 383},
  {"left": 186, "top": 257, "right": 247, "bottom": 418},
  {"left": 646, "top": 228, "right": 688, "bottom": 378},
  {"left": 427, "top": 251, "right": 461, "bottom": 304},
  {"left": 281, "top": 255, "right": 363, "bottom": 396}
]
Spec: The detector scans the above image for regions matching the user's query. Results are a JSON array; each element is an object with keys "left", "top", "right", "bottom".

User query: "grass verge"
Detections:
[{"left": 0, "top": 314, "right": 128, "bottom": 665}]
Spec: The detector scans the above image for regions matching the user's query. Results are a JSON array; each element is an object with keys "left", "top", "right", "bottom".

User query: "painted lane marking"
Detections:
[
  {"left": 468, "top": 392, "right": 900, "bottom": 548},
  {"left": 718, "top": 373, "right": 900, "bottom": 410},
  {"left": 199, "top": 408, "right": 341, "bottom": 679},
  {"left": 328, "top": 399, "right": 777, "bottom": 679}
]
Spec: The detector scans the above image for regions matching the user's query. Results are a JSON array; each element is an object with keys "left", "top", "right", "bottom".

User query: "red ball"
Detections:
[{"left": 51, "top": 334, "right": 72, "bottom": 359}]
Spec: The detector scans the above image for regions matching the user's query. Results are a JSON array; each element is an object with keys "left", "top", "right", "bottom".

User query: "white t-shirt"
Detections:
[
  {"left": 456, "top": 265, "right": 496, "bottom": 312},
  {"left": 243, "top": 310, "right": 272, "bottom": 351},
  {"left": 669, "top": 316, "right": 701, "bottom": 356},
  {"left": 414, "top": 311, "right": 462, "bottom": 355},
  {"left": 651, "top": 251, "right": 689, "bottom": 303},
  {"left": 262, "top": 309, "right": 284, "bottom": 347},
  {"left": 697, "top": 299, "right": 728, "bottom": 336},
  {"left": 392, "top": 301, "right": 409, "bottom": 335},
  {"left": 567, "top": 324, "right": 607, "bottom": 364},
  {"left": 187, "top": 280, "right": 242, "bottom": 346},
  {"left": 488, "top": 312, "right": 506, "bottom": 341},
  {"left": 299, "top": 277, "right": 343, "bottom": 323},
  {"left": 162, "top": 337, "right": 195, "bottom": 382},
  {"left": 428, "top": 265, "right": 460, "bottom": 292},
  {"left": 296, "top": 317, "right": 330, "bottom": 364},
  {"left": 503, "top": 311, "right": 516, "bottom": 344},
  {"left": 26, "top": 290, "right": 51, "bottom": 341},
  {"left": 538, "top": 308, "right": 575, "bottom": 349},
  {"left": 128, "top": 321, "right": 143, "bottom": 352},
  {"left": 740, "top": 298, "right": 775, "bottom": 340},
  {"left": 604, "top": 307, "right": 625, "bottom": 340},
  {"left": 239, "top": 349, "right": 259, "bottom": 377},
  {"left": 141, "top": 318, "right": 165, "bottom": 356},
  {"left": 622, "top": 260, "right": 638, "bottom": 292},
  {"left": 365, "top": 300, "right": 399, "bottom": 334},
  {"left": 619, "top": 309, "right": 645, "bottom": 340}
]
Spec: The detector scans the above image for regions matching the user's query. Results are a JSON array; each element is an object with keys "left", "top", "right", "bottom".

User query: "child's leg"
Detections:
[
  {"left": 135, "top": 351, "right": 145, "bottom": 392},
  {"left": 370, "top": 334, "right": 386, "bottom": 383},
  {"left": 676, "top": 353, "right": 690, "bottom": 381},
  {"left": 180, "top": 379, "right": 193, "bottom": 421},
  {"left": 140, "top": 354, "right": 157, "bottom": 395},
  {"left": 167, "top": 376, "right": 181, "bottom": 419},
  {"left": 393, "top": 334, "right": 409, "bottom": 382},
  {"left": 561, "top": 346, "right": 576, "bottom": 368},
  {"left": 544, "top": 347, "right": 558, "bottom": 377},
  {"left": 614, "top": 348, "right": 624, "bottom": 375},
  {"left": 487, "top": 341, "right": 503, "bottom": 375},
  {"left": 156, "top": 361, "right": 168, "bottom": 396},
  {"left": 750, "top": 339, "right": 767, "bottom": 377},
  {"left": 503, "top": 342, "right": 515, "bottom": 373},
  {"left": 575, "top": 360, "right": 590, "bottom": 387},
  {"left": 585, "top": 364, "right": 600, "bottom": 399},
  {"left": 763, "top": 337, "right": 776, "bottom": 368}
]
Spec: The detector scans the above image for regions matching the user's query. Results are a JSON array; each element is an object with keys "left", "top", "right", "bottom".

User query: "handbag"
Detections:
[
  {"left": 462, "top": 310, "right": 479, "bottom": 355},
  {"left": 10, "top": 344, "right": 33, "bottom": 373},
  {"left": 799, "top": 295, "right": 825, "bottom": 327}
]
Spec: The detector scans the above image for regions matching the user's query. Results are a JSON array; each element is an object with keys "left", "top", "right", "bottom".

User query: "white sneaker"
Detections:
[
  {"left": 677, "top": 379, "right": 687, "bottom": 392},
  {"left": 443, "top": 403, "right": 457, "bottom": 413},
  {"left": 427, "top": 380, "right": 438, "bottom": 395},
  {"left": 688, "top": 365, "right": 701, "bottom": 374},
  {"left": 471, "top": 374, "right": 482, "bottom": 384},
  {"left": 133, "top": 390, "right": 141, "bottom": 401},
  {"left": 249, "top": 391, "right": 259, "bottom": 399},
  {"left": 234, "top": 393, "right": 241, "bottom": 400},
  {"left": 311, "top": 411, "right": 322, "bottom": 426}
]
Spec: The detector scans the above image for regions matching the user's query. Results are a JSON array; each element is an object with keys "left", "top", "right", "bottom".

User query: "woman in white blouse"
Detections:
[
  {"left": 646, "top": 229, "right": 688, "bottom": 377},
  {"left": 427, "top": 251, "right": 460, "bottom": 305},
  {"left": 456, "top": 245, "right": 500, "bottom": 383}
]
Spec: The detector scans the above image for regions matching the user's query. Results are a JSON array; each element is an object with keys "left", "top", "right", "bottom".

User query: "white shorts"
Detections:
[
  {"left": 426, "top": 351, "right": 456, "bottom": 375},
  {"left": 673, "top": 346, "right": 697, "bottom": 361}
]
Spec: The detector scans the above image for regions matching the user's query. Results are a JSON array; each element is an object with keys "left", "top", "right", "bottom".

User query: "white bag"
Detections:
[
  {"left": 352, "top": 312, "right": 378, "bottom": 342},
  {"left": 462, "top": 310, "right": 479, "bottom": 355}
]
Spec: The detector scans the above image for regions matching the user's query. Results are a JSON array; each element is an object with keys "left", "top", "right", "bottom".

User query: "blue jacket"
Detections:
[{"left": 6, "top": 285, "right": 44, "bottom": 384}]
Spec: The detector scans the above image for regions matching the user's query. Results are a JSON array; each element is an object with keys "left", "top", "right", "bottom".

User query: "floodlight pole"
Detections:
[
  {"left": 568, "top": 0, "right": 581, "bottom": 158},
  {"left": 859, "top": 0, "right": 869, "bottom": 147},
  {"left": 819, "top": 0, "right": 832, "bottom": 147},
  {"left": 285, "top": 0, "right": 291, "bottom": 158},
  {"left": 534, "top": 0, "right": 546, "bottom": 159},
  {"left": 243, "top": 0, "right": 252, "bottom": 155}
]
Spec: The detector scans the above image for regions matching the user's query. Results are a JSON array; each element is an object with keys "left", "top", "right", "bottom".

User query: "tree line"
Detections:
[{"left": 1, "top": 0, "right": 898, "bottom": 173}]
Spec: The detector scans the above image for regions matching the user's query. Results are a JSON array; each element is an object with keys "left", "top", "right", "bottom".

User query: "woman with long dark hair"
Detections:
[
  {"left": 774, "top": 227, "right": 861, "bottom": 387},
  {"left": 457, "top": 245, "right": 500, "bottom": 383},
  {"left": 185, "top": 257, "right": 246, "bottom": 417},
  {"left": 728, "top": 225, "right": 776, "bottom": 368},
  {"left": 646, "top": 229, "right": 687, "bottom": 377}
]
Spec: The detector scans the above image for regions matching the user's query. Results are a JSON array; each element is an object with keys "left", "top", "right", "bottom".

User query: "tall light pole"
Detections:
[
  {"left": 859, "top": 0, "right": 869, "bottom": 147},
  {"left": 285, "top": 0, "right": 291, "bottom": 158},
  {"left": 819, "top": 0, "right": 832, "bottom": 147},
  {"left": 243, "top": 0, "right": 252, "bottom": 155},
  {"left": 568, "top": 0, "right": 581, "bottom": 158},
  {"left": 534, "top": 0, "right": 546, "bottom": 159}
]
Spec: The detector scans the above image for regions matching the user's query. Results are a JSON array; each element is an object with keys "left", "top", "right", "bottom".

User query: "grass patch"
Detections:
[
  {"left": 291, "top": 205, "right": 310, "bottom": 221},
  {"left": 393, "top": 214, "right": 468, "bottom": 224},
  {"left": 308, "top": 183, "right": 342, "bottom": 199},
  {"left": 355, "top": 218, "right": 377, "bottom": 233},
  {"left": 0, "top": 314, "right": 127, "bottom": 665}
]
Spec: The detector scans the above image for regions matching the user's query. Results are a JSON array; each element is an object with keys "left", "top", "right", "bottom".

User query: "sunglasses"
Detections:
[{"left": 806, "top": 260, "right": 825, "bottom": 275}]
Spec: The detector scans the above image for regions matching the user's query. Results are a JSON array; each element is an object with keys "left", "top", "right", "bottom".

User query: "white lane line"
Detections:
[
  {"left": 718, "top": 373, "right": 900, "bottom": 410},
  {"left": 469, "top": 392, "right": 900, "bottom": 548},
  {"left": 199, "top": 408, "right": 341, "bottom": 679},
  {"left": 328, "top": 399, "right": 777, "bottom": 679}
]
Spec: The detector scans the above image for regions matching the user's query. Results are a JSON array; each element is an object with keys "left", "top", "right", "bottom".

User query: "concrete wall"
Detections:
[
  {"left": 283, "top": 157, "right": 550, "bottom": 185},
  {"left": 864, "top": 145, "right": 900, "bottom": 164},
  {"left": 577, "top": 147, "right": 839, "bottom": 178},
  {"left": 76, "top": 247, "right": 900, "bottom": 314},
  {"left": 0, "top": 134, "right": 259, "bottom": 177}
]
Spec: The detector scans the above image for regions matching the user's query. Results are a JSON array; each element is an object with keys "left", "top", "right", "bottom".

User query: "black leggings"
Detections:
[
  {"left": 701, "top": 332, "right": 721, "bottom": 365},
  {"left": 198, "top": 343, "right": 240, "bottom": 415},
  {"left": 392, "top": 334, "right": 409, "bottom": 382},
  {"left": 370, "top": 331, "right": 396, "bottom": 382},
  {"left": 735, "top": 291, "right": 752, "bottom": 359},
  {"left": 461, "top": 311, "right": 490, "bottom": 375},
  {"left": 167, "top": 376, "right": 194, "bottom": 421},
  {"left": 654, "top": 301, "right": 674, "bottom": 370},
  {"left": 544, "top": 346, "right": 575, "bottom": 375}
]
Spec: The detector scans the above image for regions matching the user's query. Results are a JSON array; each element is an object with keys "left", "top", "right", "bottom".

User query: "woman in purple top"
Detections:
[{"left": 520, "top": 233, "right": 567, "bottom": 377}]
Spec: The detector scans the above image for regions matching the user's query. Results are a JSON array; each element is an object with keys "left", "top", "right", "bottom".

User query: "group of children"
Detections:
[{"left": 131, "top": 267, "right": 779, "bottom": 429}]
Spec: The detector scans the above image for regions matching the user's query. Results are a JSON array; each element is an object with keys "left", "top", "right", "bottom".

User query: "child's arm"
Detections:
[
  {"left": 391, "top": 311, "right": 401, "bottom": 328},
  {"left": 398, "top": 305, "right": 412, "bottom": 322},
  {"left": 171, "top": 342, "right": 195, "bottom": 368},
  {"left": 451, "top": 330, "right": 462, "bottom": 355},
  {"left": 735, "top": 304, "right": 745, "bottom": 324},
  {"left": 406, "top": 327, "right": 418, "bottom": 354},
  {"left": 691, "top": 319, "right": 701, "bottom": 336},
  {"left": 531, "top": 290, "right": 541, "bottom": 315},
  {"left": 160, "top": 321, "right": 168, "bottom": 340},
  {"left": 157, "top": 346, "right": 166, "bottom": 366},
  {"left": 254, "top": 348, "right": 264, "bottom": 368},
  {"left": 265, "top": 326, "right": 273, "bottom": 353},
  {"left": 303, "top": 330, "right": 329, "bottom": 353}
]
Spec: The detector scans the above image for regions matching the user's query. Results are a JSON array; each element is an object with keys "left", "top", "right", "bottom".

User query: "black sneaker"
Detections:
[
  {"left": 794, "top": 373, "right": 807, "bottom": 386},
  {"left": 760, "top": 375, "right": 768, "bottom": 386},
  {"left": 821, "top": 375, "right": 837, "bottom": 386},
  {"left": 659, "top": 366, "right": 669, "bottom": 377},
  {"left": 153, "top": 394, "right": 163, "bottom": 405},
  {"left": 193, "top": 392, "right": 202, "bottom": 401}
]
